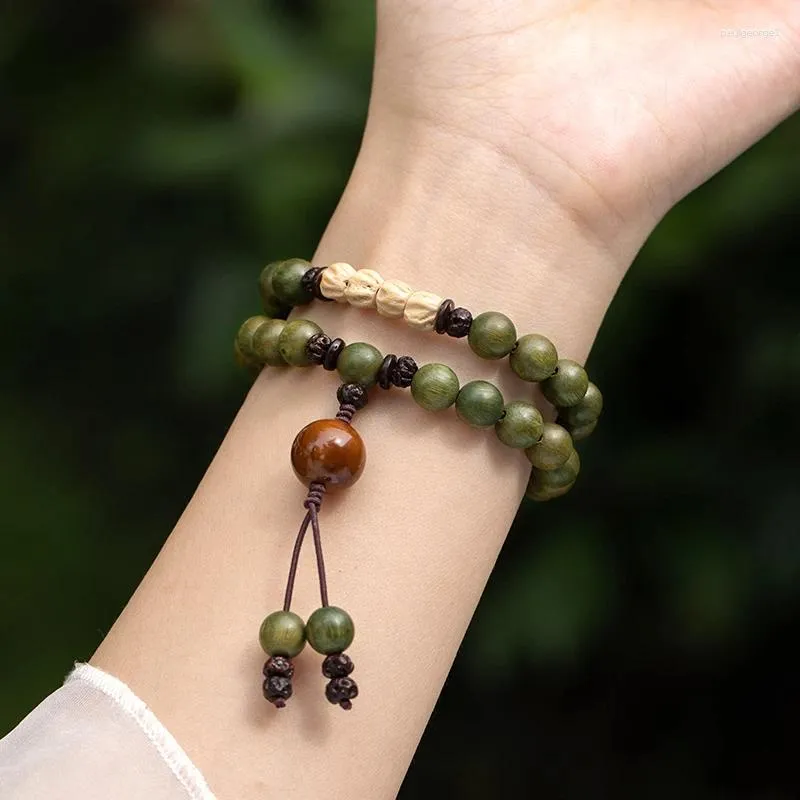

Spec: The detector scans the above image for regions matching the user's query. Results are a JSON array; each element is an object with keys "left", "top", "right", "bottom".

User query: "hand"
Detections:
[{"left": 369, "top": 1, "right": 800, "bottom": 263}]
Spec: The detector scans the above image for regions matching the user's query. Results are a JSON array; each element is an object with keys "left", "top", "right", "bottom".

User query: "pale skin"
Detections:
[{"left": 92, "top": 3, "right": 800, "bottom": 798}]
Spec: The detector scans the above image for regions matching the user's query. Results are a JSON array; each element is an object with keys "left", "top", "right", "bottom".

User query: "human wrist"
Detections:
[{"left": 313, "top": 113, "right": 644, "bottom": 364}]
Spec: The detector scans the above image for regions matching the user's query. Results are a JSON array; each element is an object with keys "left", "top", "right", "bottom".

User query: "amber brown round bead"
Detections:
[{"left": 291, "top": 419, "right": 366, "bottom": 489}]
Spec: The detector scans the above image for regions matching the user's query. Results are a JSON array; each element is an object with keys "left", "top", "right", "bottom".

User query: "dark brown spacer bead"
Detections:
[
  {"left": 301, "top": 267, "right": 319, "bottom": 296},
  {"left": 336, "top": 383, "right": 368, "bottom": 410},
  {"left": 306, "top": 332, "right": 332, "bottom": 365},
  {"left": 390, "top": 355, "right": 418, "bottom": 388},
  {"left": 323, "top": 338, "right": 345, "bottom": 370},
  {"left": 322, "top": 653, "right": 354, "bottom": 679},
  {"left": 264, "top": 656, "right": 295, "bottom": 679},
  {"left": 377, "top": 354, "right": 397, "bottom": 390},
  {"left": 446, "top": 307, "right": 473, "bottom": 338},
  {"left": 301, "top": 266, "right": 332, "bottom": 301},
  {"left": 263, "top": 674, "right": 293, "bottom": 707},
  {"left": 325, "top": 676, "right": 359, "bottom": 710},
  {"left": 434, "top": 298, "right": 455, "bottom": 334}
]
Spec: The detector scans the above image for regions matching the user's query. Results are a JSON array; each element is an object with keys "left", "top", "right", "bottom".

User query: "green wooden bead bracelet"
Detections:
[
  {"left": 251, "top": 259, "right": 603, "bottom": 442},
  {"left": 235, "top": 314, "right": 591, "bottom": 500}
]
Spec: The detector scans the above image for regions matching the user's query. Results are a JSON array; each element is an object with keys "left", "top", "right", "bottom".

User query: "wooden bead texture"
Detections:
[
  {"left": 376, "top": 279, "right": 414, "bottom": 318},
  {"left": 319, "top": 262, "right": 356, "bottom": 303},
  {"left": 344, "top": 268, "right": 384, "bottom": 308},
  {"left": 404, "top": 290, "right": 443, "bottom": 331},
  {"left": 291, "top": 418, "right": 366, "bottom": 490}
]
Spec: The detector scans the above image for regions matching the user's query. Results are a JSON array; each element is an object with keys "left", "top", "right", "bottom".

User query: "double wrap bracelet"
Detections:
[{"left": 234, "top": 258, "right": 603, "bottom": 710}]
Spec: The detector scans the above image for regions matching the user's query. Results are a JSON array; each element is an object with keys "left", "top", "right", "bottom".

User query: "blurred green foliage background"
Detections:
[{"left": 2, "top": 1, "right": 799, "bottom": 797}]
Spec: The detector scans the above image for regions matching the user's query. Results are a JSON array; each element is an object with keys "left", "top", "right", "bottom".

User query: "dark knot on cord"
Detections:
[
  {"left": 336, "top": 403, "right": 357, "bottom": 424},
  {"left": 304, "top": 481, "right": 326, "bottom": 511}
]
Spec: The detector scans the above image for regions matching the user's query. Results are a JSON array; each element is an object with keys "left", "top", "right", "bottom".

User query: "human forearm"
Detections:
[{"left": 91, "top": 113, "right": 631, "bottom": 800}]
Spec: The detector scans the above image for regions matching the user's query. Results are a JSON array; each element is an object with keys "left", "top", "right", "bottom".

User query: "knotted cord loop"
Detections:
[
  {"left": 335, "top": 403, "right": 356, "bottom": 424},
  {"left": 304, "top": 480, "right": 326, "bottom": 511},
  {"left": 283, "top": 481, "right": 328, "bottom": 612},
  {"left": 283, "top": 401, "right": 359, "bottom": 613}
]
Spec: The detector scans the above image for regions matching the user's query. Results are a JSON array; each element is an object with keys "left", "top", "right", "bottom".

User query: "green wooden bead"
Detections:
[
  {"left": 252, "top": 318, "right": 287, "bottom": 367},
  {"left": 278, "top": 319, "right": 323, "bottom": 366},
  {"left": 541, "top": 359, "right": 589, "bottom": 408},
  {"left": 259, "top": 610, "right": 306, "bottom": 657},
  {"left": 411, "top": 363, "right": 460, "bottom": 411},
  {"left": 495, "top": 401, "right": 544, "bottom": 449},
  {"left": 560, "top": 382, "right": 603, "bottom": 427},
  {"left": 234, "top": 339, "right": 250, "bottom": 369},
  {"left": 272, "top": 258, "right": 313, "bottom": 307},
  {"left": 455, "top": 380, "right": 505, "bottom": 428},
  {"left": 233, "top": 339, "right": 261, "bottom": 378},
  {"left": 509, "top": 333, "right": 558, "bottom": 382},
  {"left": 544, "top": 449, "right": 580, "bottom": 486},
  {"left": 236, "top": 315, "right": 269, "bottom": 361},
  {"left": 468, "top": 311, "right": 517, "bottom": 360},
  {"left": 258, "top": 260, "right": 290, "bottom": 319},
  {"left": 525, "top": 422, "right": 574, "bottom": 470},
  {"left": 306, "top": 606, "right": 355, "bottom": 654},
  {"left": 525, "top": 450, "right": 580, "bottom": 502},
  {"left": 258, "top": 261, "right": 283, "bottom": 313},
  {"left": 337, "top": 342, "right": 383, "bottom": 387},
  {"left": 262, "top": 295, "right": 289, "bottom": 320},
  {"left": 568, "top": 419, "right": 598, "bottom": 442}
]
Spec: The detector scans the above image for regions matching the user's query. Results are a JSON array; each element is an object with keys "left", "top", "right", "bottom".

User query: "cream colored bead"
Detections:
[
  {"left": 344, "top": 268, "right": 384, "bottom": 308},
  {"left": 319, "top": 262, "right": 356, "bottom": 303},
  {"left": 403, "top": 290, "right": 443, "bottom": 331},
  {"left": 376, "top": 279, "right": 414, "bottom": 319}
]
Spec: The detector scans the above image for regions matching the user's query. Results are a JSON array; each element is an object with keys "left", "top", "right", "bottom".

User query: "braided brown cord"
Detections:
[{"left": 335, "top": 403, "right": 357, "bottom": 424}]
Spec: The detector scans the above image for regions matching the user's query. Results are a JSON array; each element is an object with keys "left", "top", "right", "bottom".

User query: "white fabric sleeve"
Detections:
[{"left": 0, "top": 663, "right": 216, "bottom": 800}]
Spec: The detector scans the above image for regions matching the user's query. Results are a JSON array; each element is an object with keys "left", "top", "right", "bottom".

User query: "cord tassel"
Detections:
[{"left": 261, "top": 393, "right": 363, "bottom": 710}]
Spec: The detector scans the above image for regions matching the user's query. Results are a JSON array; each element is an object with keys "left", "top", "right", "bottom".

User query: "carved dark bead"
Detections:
[
  {"left": 378, "top": 354, "right": 397, "bottom": 390},
  {"left": 263, "top": 675, "right": 293, "bottom": 707},
  {"left": 301, "top": 267, "right": 320, "bottom": 296},
  {"left": 301, "top": 266, "right": 330, "bottom": 301},
  {"left": 390, "top": 355, "right": 418, "bottom": 388},
  {"left": 263, "top": 656, "right": 295, "bottom": 679},
  {"left": 434, "top": 299, "right": 455, "bottom": 334},
  {"left": 306, "top": 333, "right": 332, "bottom": 365},
  {"left": 446, "top": 307, "right": 473, "bottom": 338},
  {"left": 325, "top": 676, "right": 359, "bottom": 709},
  {"left": 322, "top": 653, "right": 355, "bottom": 679},
  {"left": 323, "top": 338, "right": 345, "bottom": 370},
  {"left": 336, "top": 383, "right": 369, "bottom": 410}
]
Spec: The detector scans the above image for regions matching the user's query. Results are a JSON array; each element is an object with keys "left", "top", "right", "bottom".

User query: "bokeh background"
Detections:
[{"left": 2, "top": 2, "right": 799, "bottom": 797}]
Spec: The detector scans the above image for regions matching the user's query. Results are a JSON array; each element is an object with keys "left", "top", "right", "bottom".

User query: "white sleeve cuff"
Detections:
[{"left": 0, "top": 663, "right": 216, "bottom": 800}]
